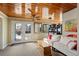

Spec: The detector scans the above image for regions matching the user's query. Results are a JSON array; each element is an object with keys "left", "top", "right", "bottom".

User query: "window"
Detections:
[
  {"left": 15, "top": 23, "right": 22, "bottom": 40},
  {"left": 42, "top": 7, "right": 49, "bottom": 19},
  {"left": 25, "top": 24, "right": 31, "bottom": 33},
  {"left": 34, "top": 23, "right": 41, "bottom": 33},
  {"left": 14, "top": 3, "right": 22, "bottom": 14},
  {"left": 60, "top": 10, "right": 63, "bottom": 23},
  {"left": 35, "top": 6, "right": 38, "bottom": 13},
  {"left": 25, "top": 3, "right": 31, "bottom": 15},
  {"left": 41, "top": 24, "right": 49, "bottom": 33}
]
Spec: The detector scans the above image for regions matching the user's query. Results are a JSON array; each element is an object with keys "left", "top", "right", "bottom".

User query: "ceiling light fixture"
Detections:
[{"left": 48, "top": 13, "right": 54, "bottom": 20}]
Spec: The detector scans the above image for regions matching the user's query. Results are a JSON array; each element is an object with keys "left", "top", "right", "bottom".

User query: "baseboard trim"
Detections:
[
  {"left": 0, "top": 44, "right": 8, "bottom": 50},
  {"left": 9, "top": 41, "right": 37, "bottom": 46}
]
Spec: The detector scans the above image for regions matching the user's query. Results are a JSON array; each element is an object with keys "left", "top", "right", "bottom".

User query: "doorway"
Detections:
[{"left": 11, "top": 21, "right": 34, "bottom": 44}]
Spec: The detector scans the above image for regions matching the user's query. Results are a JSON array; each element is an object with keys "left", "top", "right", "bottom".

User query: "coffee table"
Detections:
[{"left": 37, "top": 40, "right": 52, "bottom": 56}]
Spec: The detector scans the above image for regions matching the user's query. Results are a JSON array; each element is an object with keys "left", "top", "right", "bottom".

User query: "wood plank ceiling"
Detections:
[
  {"left": 51, "top": 3, "right": 77, "bottom": 12},
  {"left": 0, "top": 3, "right": 77, "bottom": 19},
  {"left": 0, "top": 3, "right": 77, "bottom": 13}
]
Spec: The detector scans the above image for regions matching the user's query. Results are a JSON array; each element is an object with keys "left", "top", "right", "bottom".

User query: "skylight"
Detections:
[{"left": 42, "top": 7, "right": 49, "bottom": 19}]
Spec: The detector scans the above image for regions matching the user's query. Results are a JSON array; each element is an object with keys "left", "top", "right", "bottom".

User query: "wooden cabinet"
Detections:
[{"left": 37, "top": 40, "right": 52, "bottom": 56}]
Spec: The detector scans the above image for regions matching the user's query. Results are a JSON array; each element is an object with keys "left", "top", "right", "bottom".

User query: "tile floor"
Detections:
[{"left": 0, "top": 42, "right": 64, "bottom": 56}]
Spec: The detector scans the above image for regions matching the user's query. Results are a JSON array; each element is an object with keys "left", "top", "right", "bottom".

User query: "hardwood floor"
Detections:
[{"left": 0, "top": 42, "right": 64, "bottom": 56}]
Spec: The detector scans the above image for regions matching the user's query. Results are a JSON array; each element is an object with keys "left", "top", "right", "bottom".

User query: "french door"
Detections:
[{"left": 12, "top": 21, "right": 33, "bottom": 43}]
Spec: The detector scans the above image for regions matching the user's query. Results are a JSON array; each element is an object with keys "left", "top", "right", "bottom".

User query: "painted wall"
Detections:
[
  {"left": 2, "top": 15, "right": 8, "bottom": 49},
  {"left": 0, "top": 11, "right": 8, "bottom": 49},
  {"left": 0, "top": 18, "right": 2, "bottom": 49},
  {"left": 63, "top": 7, "right": 78, "bottom": 55},
  {"left": 8, "top": 17, "right": 48, "bottom": 44},
  {"left": 63, "top": 8, "right": 77, "bottom": 35},
  {"left": 77, "top": 3, "right": 79, "bottom": 56}
]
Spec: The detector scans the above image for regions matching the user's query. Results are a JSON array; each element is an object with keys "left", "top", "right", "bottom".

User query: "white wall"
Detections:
[
  {"left": 0, "top": 18, "right": 2, "bottom": 49},
  {"left": 0, "top": 11, "right": 8, "bottom": 49},
  {"left": 2, "top": 15, "right": 8, "bottom": 49},
  {"left": 63, "top": 8, "right": 77, "bottom": 21},
  {"left": 77, "top": 3, "right": 79, "bottom": 56},
  {"left": 63, "top": 7, "right": 78, "bottom": 55},
  {"left": 9, "top": 17, "right": 48, "bottom": 44},
  {"left": 63, "top": 8, "right": 77, "bottom": 36}
]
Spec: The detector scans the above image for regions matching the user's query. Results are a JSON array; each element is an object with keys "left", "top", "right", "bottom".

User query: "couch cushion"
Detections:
[
  {"left": 51, "top": 35, "right": 61, "bottom": 42},
  {"left": 60, "top": 37, "right": 77, "bottom": 45},
  {"left": 53, "top": 42, "right": 77, "bottom": 56},
  {"left": 60, "top": 37, "right": 71, "bottom": 45},
  {"left": 67, "top": 41, "right": 76, "bottom": 49}
]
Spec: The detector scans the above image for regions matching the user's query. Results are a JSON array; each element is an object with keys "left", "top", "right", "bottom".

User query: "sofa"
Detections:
[
  {"left": 43, "top": 34, "right": 78, "bottom": 56},
  {"left": 53, "top": 41, "right": 77, "bottom": 56}
]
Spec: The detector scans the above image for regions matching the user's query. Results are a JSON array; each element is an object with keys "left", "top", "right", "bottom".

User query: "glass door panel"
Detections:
[
  {"left": 15, "top": 23, "right": 22, "bottom": 41},
  {"left": 24, "top": 24, "right": 31, "bottom": 40},
  {"left": 14, "top": 22, "right": 32, "bottom": 43}
]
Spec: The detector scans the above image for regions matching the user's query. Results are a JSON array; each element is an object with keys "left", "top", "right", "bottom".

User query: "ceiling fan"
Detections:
[{"left": 28, "top": 8, "right": 40, "bottom": 20}]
